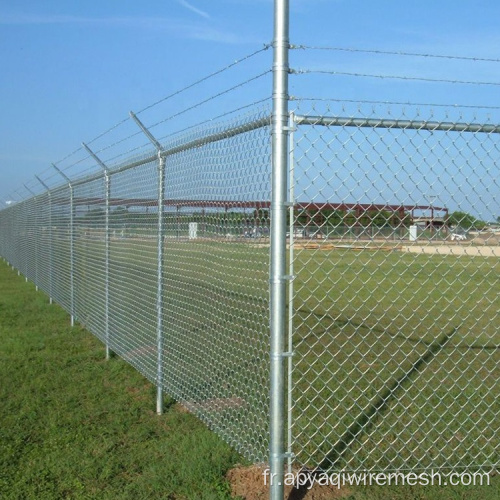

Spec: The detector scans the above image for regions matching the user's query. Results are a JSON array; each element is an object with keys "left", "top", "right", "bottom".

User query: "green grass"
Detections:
[
  {"left": 0, "top": 260, "right": 242, "bottom": 500},
  {"left": 18, "top": 236, "right": 272, "bottom": 463},
  {"left": 1, "top": 241, "right": 498, "bottom": 500},
  {"left": 291, "top": 247, "right": 499, "bottom": 472}
]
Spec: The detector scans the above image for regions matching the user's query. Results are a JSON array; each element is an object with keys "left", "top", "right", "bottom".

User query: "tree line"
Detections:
[{"left": 78, "top": 206, "right": 490, "bottom": 230}]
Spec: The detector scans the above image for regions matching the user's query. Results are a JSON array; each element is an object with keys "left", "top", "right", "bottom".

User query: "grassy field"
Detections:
[
  {"left": 0, "top": 260, "right": 241, "bottom": 500},
  {"left": 291, "top": 247, "right": 499, "bottom": 471},
  {"left": 1, "top": 242, "right": 498, "bottom": 499}
]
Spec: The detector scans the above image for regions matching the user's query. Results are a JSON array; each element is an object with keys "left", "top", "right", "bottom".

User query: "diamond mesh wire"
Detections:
[
  {"left": 16, "top": 199, "right": 28, "bottom": 280},
  {"left": 107, "top": 160, "right": 159, "bottom": 382},
  {"left": 35, "top": 192, "right": 52, "bottom": 300},
  {"left": 159, "top": 110, "right": 272, "bottom": 462},
  {"left": 0, "top": 107, "right": 272, "bottom": 465},
  {"left": 24, "top": 197, "right": 36, "bottom": 284},
  {"left": 73, "top": 179, "right": 107, "bottom": 339},
  {"left": 3, "top": 96, "right": 498, "bottom": 478},
  {"left": 4, "top": 205, "right": 14, "bottom": 268},
  {"left": 288, "top": 100, "right": 500, "bottom": 473},
  {"left": 51, "top": 186, "right": 72, "bottom": 314}
]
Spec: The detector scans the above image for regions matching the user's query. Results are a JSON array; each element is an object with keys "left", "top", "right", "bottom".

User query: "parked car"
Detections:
[{"left": 450, "top": 227, "right": 467, "bottom": 241}]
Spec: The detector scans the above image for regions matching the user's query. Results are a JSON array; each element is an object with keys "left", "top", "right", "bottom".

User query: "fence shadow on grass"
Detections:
[
  {"left": 287, "top": 327, "right": 457, "bottom": 500},
  {"left": 296, "top": 306, "right": 499, "bottom": 349}
]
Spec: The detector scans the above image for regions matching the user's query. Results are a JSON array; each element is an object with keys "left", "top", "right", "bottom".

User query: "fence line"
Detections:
[
  {"left": 1, "top": 3, "right": 499, "bottom": 499},
  {"left": 0, "top": 106, "right": 275, "bottom": 466},
  {"left": 2, "top": 100, "right": 498, "bottom": 497},
  {"left": 288, "top": 99, "right": 499, "bottom": 478}
]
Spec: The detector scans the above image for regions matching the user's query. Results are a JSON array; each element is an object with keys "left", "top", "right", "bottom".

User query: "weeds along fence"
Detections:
[{"left": 1, "top": 8, "right": 500, "bottom": 499}]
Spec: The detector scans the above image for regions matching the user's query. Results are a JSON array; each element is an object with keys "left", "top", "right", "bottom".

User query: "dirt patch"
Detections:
[
  {"left": 401, "top": 244, "right": 500, "bottom": 257},
  {"left": 471, "top": 234, "right": 500, "bottom": 245},
  {"left": 174, "top": 402, "right": 191, "bottom": 414},
  {"left": 184, "top": 396, "right": 247, "bottom": 413},
  {"left": 227, "top": 464, "right": 349, "bottom": 500}
]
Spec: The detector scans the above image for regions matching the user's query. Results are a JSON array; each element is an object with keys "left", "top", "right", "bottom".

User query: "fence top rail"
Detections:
[
  {"left": 51, "top": 197, "right": 273, "bottom": 209},
  {"left": 0, "top": 114, "right": 272, "bottom": 205},
  {"left": 58, "top": 115, "right": 272, "bottom": 191},
  {"left": 293, "top": 114, "right": 500, "bottom": 134}
]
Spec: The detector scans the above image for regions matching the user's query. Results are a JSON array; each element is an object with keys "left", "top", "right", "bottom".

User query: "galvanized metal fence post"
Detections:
[
  {"left": 35, "top": 175, "right": 53, "bottom": 304},
  {"left": 287, "top": 112, "right": 295, "bottom": 475},
  {"left": 82, "top": 143, "right": 111, "bottom": 357},
  {"left": 156, "top": 154, "right": 166, "bottom": 415},
  {"left": 23, "top": 184, "right": 36, "bottom": 286},
  {"left": 103, "top": 173, "right": 111, "bottom": 357},
  {"left": 129, "top": 111, "right": 166, "bottom": 415},
  {"left": 270, "top": 0, "right": 290, "bottom": 498},
  {"left": 52, "top": 164, "right": 75, "bottom": 327}
]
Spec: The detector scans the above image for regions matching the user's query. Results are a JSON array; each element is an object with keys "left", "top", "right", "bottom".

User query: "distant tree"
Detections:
[
  {"left": 359, "top": 210, "right": 392, "bottom": 227},
  {"left": 253, "top": 209, "right": 270, "bottom": 223},
  {"left": 294, "top": 208, "right": 310, "bottom": 227},
  {"left": 447, "top": 211, "right": 486, "bottom": 230},
  {"left": 111, "top": 206, "right": 129, "bottom": 217},
  {"left": 343, "top": 211, "right": 357, "bottom": 228},
  {"left": 319, "top": 209, "right": 344, "bottom": 227},
  {"left": 83, "top": 207, "right": 105, "bottom": 218},
  {"left": 110, "top": 206, "right": 130, "bottom": 228},
  {"left": 79, "top": 208, "right": 105, "bottom": 229},
  {"left": 390, "top": 210, "right": 411, "bottom": 228}
]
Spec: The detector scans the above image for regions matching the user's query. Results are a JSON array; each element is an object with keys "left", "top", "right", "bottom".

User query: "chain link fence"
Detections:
[
  {"left": 0, "top": 108, "right": 273, "bottom": 464},
  {"left": 288, "top": 100, "right": 499, "bottom": 474},
  {"left": 0, "top": 82, "right": 499, "bottom": 497}
]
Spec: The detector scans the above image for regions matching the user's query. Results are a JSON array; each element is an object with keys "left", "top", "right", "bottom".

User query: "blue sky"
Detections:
[{"left": 1, "top": 0, "right": 499, "bottom": 215}]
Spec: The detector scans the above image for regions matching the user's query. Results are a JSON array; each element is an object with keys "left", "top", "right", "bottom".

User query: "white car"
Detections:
[{"left": 450, "top": 232, "right": 467, "bottom": 241}]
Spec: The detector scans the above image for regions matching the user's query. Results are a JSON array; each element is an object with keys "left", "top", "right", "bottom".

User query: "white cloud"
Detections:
[
  {"left": 0, "top": 13, "right": 261, "bottom": 44},
  {"left": 0, "top": 13, "right": 92, "bottom": 25},
  {"left": 176, "top": 0, "right": 210, "bottom": 20}
]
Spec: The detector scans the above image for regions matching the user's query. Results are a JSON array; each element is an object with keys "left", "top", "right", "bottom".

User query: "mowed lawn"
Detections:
[
  {"left": 291, "top": 247, "right": 500, "bottom": 471},
  {"left": 0, "top": 248, "right": 498, "bottom": 500},
  {"left": 0, "top": 259, "right": 241, "bottom": 500}
]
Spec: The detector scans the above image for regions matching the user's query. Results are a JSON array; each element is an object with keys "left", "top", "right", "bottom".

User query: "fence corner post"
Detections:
[
  {"left": 270, "top": 1, "right": 290, "bottom": 499},
  {"left": 156, "top": 152, "right": 166, "bottom": 415}
]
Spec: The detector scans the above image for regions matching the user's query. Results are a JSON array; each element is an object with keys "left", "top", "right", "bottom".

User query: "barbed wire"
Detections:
[
  {"left": 87, "top": 117, "right": 131, "bottom": 147},
  {"left": 4, "top": 40, "right": 499, "bottom": 202},
  {"left": 291, "top": 44, "right": 500, "bottom": 63},
  {"left": 56, "top": 44, "right": 272, "bottom": 164},
  {"left": 148, "top": 70, "right": 271, "bottom": 131},
  {"left": 97, "top": 98, "right": 271, "bottom": 167},
  {"left": 101, "top": 141, "right": 157, "bottom": 167},
  {"left": 10, "top": 96, "right": 272, "bottom": 198},
  {"left": 93, "top": 130, "right": 144, "bottom": 157},
  {"left": 91, "top": 72, "right": 271, "bottom": 160},
  {"left": 291, "top": 68, "right": 500, "bottom": 86},
  {"left": 290, "top": 96, "right": 500, "bottom": 111},
  {"left": 157, "top": 96, "right": 270, "bottom": 144},
  {"left": 61, "top": 154, "right": 97, "bottom": 176},
  {"left": 53, "top": 146, "right": 84, "bottom": 168},
  {"left": 95, "top": 97, "right": 271, "bottom": 167},
  {"left": 2, "top": 79, "right": 271, "bottom": 200},
  {"left": 136, "top": 44, "right": 271, "bottom": 115}
]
